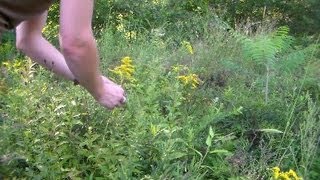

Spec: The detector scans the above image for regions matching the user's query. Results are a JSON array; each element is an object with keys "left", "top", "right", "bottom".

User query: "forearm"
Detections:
[
  {"left": 17, "top": 36, "right": 75, "bottom": 81},
  {"left": 61, "top": 34, "right": 103, "bottom": 98}
]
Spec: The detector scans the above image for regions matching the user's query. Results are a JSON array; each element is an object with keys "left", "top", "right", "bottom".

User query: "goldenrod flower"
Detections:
[
  {"left": 272, "top": 167, "right": 280, "bottom": 179},
  {"left": 178, "top": 73, "right": 200, "bottom": 88},
  {"left": 182, "top": 41, "right": 194, "bottom": 55},
  {"left": 117, "top": 13, "right": 124, "bottom": 21},
  {"left": 172, "top": 64, "right": 201, "bottom": 89},
  {"left": 288, "top": 169, "right": 302, "bottom": 180},
  {"left": 110, "top": 56, "right": 135, "bottom": 82},
  {"left": 279, "top": 173, "right": 290, "bottom": 180},
  {"left": 125, "top": 31, "right": 137, "bottom": 40},
  {"left": 116, "top": 23, "right": 125, "bottom": 32},
  {"left": 152, "top": 0, "right": 160, "bottom": 5},
  {"left": 2, "top": 61, "right": 23, "bottom": 70},
  {"left": 271, "top": 167, "right": 302, "bottom": 180}
]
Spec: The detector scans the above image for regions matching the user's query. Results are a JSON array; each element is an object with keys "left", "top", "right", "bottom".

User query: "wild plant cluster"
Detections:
[{"left": 1, "top": 1, "right": 319, "bottom": 179}]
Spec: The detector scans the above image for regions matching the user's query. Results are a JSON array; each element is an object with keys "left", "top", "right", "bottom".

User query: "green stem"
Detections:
[{"left": 265, "top": 63, "right": 270, "bottom": 104}]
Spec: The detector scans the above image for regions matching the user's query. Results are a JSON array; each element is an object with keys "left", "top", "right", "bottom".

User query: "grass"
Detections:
[{"left": 0, "top": 22, "right": 319, "bottom": 179}]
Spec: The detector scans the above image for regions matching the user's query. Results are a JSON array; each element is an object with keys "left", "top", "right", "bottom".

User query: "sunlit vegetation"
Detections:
[{"left": 1, "top": 0, "right": 319, "bottom": 179}]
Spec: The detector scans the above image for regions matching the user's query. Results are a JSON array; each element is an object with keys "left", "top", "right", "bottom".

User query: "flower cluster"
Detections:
[
  {"left": 152, "top": 0, "right": 160, "bottom": 5},
  {"left": 116, "top": 13, "right": 137, "bottom": 40},
  {"left": 178, "top": 74, "right": 200, "bottom": 89},
  {"left": 2, "top": 60, "right": 23, "bottom": 71},
  {"left": 110, "top": 56, "right": 135, "bottom": 82},
  {"left": 272, "top": 167, "right": 302, "bottom": 180},
  {"left": 124, "top": 31, "right": 137, "bottom": 40},
  {"left": 172, "top": 65, "right": 201, "bottom": 89}
]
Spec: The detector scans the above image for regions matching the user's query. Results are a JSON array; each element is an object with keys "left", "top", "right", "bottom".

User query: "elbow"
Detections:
[
  {"left": 60, "top": 33, "right": 94, "bottom": 61},
  {"left": 16, "top": 36, "right": 30, "bottom": 53}
]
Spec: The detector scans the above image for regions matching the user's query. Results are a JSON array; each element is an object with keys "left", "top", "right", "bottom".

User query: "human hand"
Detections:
[{"left": 94, "top": 76, "right": 126, "bottom": 109}]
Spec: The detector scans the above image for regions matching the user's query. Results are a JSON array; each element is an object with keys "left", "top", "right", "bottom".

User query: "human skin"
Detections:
[
  {"left": 16, "top": 11, "right": 75, "bottom": 81},
  {"left": 15, "top": 0, "right": 125, "bottom": 109}
]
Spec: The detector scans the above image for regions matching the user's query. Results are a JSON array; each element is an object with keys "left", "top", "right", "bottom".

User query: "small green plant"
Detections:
[
  {"left": 298, "top": 95, "right": 319, "bottom": 177},
  {"left": 239, "top": 26, "right": 294, "bottom": 103}
]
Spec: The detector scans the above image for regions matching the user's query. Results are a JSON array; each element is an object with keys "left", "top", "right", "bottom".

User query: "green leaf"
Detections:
[
  {"left": 209, "top": 126, "right": 214, "bottom": 137},
  {"left": 258, "top": 128, "right": 283, "bottom": 134},
  {"left": 206, "top": 135, "right": 212, "bottom": 147},
  {"left": 210, "top": 149, "right": 233, "bottom": 156},
  {"left": 89, "top": 173, "right": 94, "bottom": 180},
  {"left": 168, "top": 152, "right": 187, "bottom": 161}
]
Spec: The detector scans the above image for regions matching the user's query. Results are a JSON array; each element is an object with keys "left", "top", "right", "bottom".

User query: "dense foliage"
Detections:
[
  {"left": 1, "top": 0, "right": 319, "bottom": 179},
  {"left": 210, "top": 0, "right": 320, "bottom": 35}
]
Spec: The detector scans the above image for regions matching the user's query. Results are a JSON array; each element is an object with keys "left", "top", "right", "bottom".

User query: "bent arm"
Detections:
[
  {"left": 59, "top": 0, "right": 103, "bottom": 99},
  {"left": 16, "top": 11, "right": 75, "bottom": 81},
  {"left": 59, "top": 0, "right": 125, "bottom": 109}
]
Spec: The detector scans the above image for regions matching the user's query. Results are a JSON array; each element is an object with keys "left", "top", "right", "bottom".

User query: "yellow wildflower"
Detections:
[
  {"left": 116, "top": 23, "right": 125, "bottom": 32},
  {"left": 182, "top": 41, "right": 194, "bottom": 55},
  {"left": 117, "top": 13, "right": 124, "bottom": 21},
  {"left": 271, "top": 167, "right": 302, "bottom": 180},
  {"left": 279, "top": 173, "right": 290, "bottom": 180},
  {"left": 116, "top": 13, "right": 126, "bottom": 33},
  {"left": 125, "top": 31, "right": 137, "bottom": 40},
  {"left": 152, "top": 0, "right": 160, "bottom": 5},
  {"left": 2, "top": 61, "right": 23, "bottom": 70},
  {"left": 178, "top": 73, "right": 200, "bottom": 88},
  {"left": 272, "top": 167, "right": 280, "bottom": 179},
  {"left": 288, "top": 169, "right": 302, "bottom": 180},
  {"left": 110, "top": 56, "right": 135, "bottom": 82},
  {"left": 121, "top": 56, "right": 132, "bottom": 65}
]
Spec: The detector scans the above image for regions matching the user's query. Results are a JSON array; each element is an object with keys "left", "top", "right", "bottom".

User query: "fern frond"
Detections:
[
  {"left": 234, "top": 26, "right": 297, "bottom": 104},
  {"left": 242, "top": 35, "right": 277, "bottom": 64},
  {"left": 271, "top": 26, "right": 294, "bottom": 53},
  {"left": 240, "top": 26, "right": 294, "bottom": 66}
]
